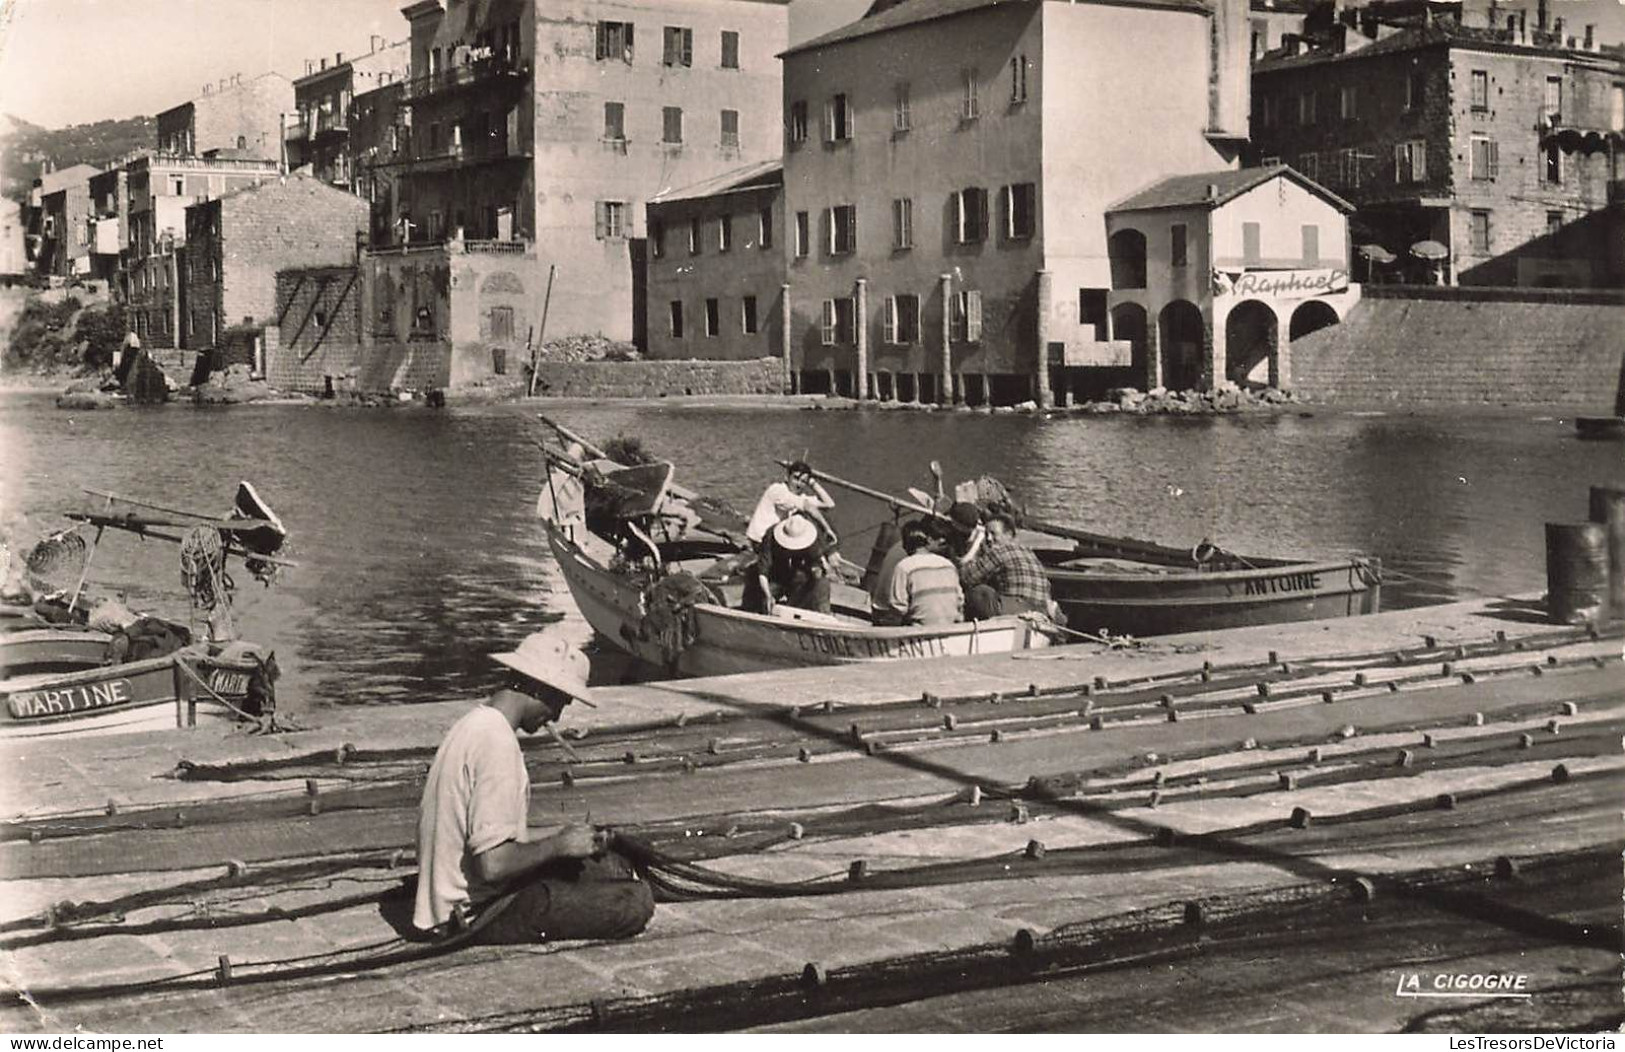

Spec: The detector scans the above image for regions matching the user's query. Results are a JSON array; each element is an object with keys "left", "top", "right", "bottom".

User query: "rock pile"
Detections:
[
  {"left": 1070, "top": 385, "right": 1298, "bottom": 416},
  {"left": 191, "top": 364, "right": 278, "bottom": 405},
  {"left": 535, "top": 333, "right": 641, "bottom": 363}
]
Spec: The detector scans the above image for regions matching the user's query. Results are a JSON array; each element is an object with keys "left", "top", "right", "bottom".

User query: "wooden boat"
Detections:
[
  {"left": 542, "top": 518, "right": 1052, "bottom": 678},
  {"left": 533, "top": 417, "right": 1054, "bottom": 677},
  {"left": 0, "top": 481, "right": 293, "bottom": 738},
  {"left": 801, "top": 467, "right": 1382, "bottom": 639},
  {"left": 1, "top": 639, "right": 275, "bottom": 740}
]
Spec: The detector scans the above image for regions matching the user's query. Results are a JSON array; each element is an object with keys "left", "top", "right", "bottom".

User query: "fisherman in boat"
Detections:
[
  {"left": 413, "top": 631, "right": 654, "bottom": 945},
  {"left": 742, "top": 514, "right": 832, "bottom": 616},
  {"left": 885, "top": 518, "right": 962, "bottom": 627},
  {"left": 947, "top": 502, "right": 1055, "bottom": 621},
  {"left": 745, "top": 460, "right": 837, "bottom": 550}
]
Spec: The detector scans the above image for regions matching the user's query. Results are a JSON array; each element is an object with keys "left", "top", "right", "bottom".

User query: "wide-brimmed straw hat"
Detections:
[
  {"left": 492, "top": 630, "right": 597, "bottom": 707},
  {"left": 773, "top": 514, "right": 820, "bottom": 552}
]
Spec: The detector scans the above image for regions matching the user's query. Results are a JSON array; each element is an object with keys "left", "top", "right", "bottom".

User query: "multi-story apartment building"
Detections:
[
  {"left": 777, "top": 0, "right": 1253, "bottom": 405},
  {"left": 381, "top": 0, "right": 788, "bottom": 345},
  {"left": 286, "top": 40, "right": 410, "bottom": 189},
  {"left": 157, "top": 73, "right": 295, "bottom": 160},
  {"left": 27, "top": 164, "right": 98, "bottom": 276},
  {"left": 351, "top": 81, "right": 409, "bottom": 246},
  {"left": 646, "top": 160, "right": 786, "bottom": 365},
  {"left": 1251, "top": 17, "right": 1625, "bottom": 286},
  {"left": 87, "top": 165, "right": 129, "bottom": 285},
  {"left": 181, "top": 174, "right": 368, "bottom": 349},
  {"left": 124, "top": 152, "right": 281, "bottom": 346},
  {"left": 39, "top": 181, "right": 93, "bottom": 279}
]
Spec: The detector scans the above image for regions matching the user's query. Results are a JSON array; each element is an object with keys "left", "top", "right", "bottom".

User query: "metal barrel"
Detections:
[
  {"left": 1588, "top": 486, "right": 1625, "bottom": 618},
  {"left": 1545, "top": 522, "right": 1609, "bottom": 625},
  {"left": 860, "top": 520, "right": 901, "bottom": 592}
]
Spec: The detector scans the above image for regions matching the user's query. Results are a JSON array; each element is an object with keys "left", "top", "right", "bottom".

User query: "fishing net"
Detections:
[
  {"left": 25, "top": 530, "right": 88, "bottom": 598},
  {"left": 178, "top": 526, "right": 239, "bottom": 644},
  {"left": 638, "top": 572, "right": 719, "bottom": 671}
]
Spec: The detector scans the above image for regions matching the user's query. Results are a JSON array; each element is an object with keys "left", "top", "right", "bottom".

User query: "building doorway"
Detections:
[
  {"left": 1157, "top": 300, "right": 1204, "bottom": 391},
  {"left": 1224, "top": 299, "right": 1277, "bottom": 387}
]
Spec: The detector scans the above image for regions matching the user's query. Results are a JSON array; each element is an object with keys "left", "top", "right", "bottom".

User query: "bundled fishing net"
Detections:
[
  {"left": 638, "top": 572, "right": 719, "bottom": 671},
  {"left": 25, "top": 530, "right": 88, "bottom": 598}
]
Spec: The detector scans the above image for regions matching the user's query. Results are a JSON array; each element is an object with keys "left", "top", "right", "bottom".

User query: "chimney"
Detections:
[
  {"left": 336, "top": 51, "right": 344, "bottom": 65},
  {"left": 305, "top": 58, "right": 314, "bottom": 75},
  {"left": 319, "top": 57, "right": 327, "bottom": 70},
  {"left": 1206, "top": 183, "right": 1220, "bottom": 199},
  {"left": 1584, "top": 23, "right": 1594, "bottom": 49}
]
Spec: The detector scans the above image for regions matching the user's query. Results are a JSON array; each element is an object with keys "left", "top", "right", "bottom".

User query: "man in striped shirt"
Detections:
[{"left": 885, "top": 518, "right": 963, "bottom": 626}]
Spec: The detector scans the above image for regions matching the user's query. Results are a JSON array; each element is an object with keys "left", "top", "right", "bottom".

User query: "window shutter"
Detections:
[
  {"left": 823, "top": 100, "right": 833, "bottom": 143},
  {"left": 596, "top": 22, "right": 606, "bottom": 60},
  {"left": 624, "top": 22, "right": 633, "bottom": 59},
  {"left": 849, "top": 207, "right": 857, "bottom": 252},
  {"left": 967, "top": 291, "right": 983, "bottom": 342},
  {"left": 883, "top": 296, "right": 897, "bottom": 344},
  {"left": 594, "top": 202, "right": 607, "bottom": 239},
  {"left": 821, "top": 299, "right": 836, "bottom": 345},
  {"left": 977, "top": 188, "right": 989, "bottom": 242},
  {"left": 1393, "top": 143, "right": 1404, "bottom": 182},
  {"left": 1413, "top": 145, "right": 1426, "bottom": 182},
  {"left": 1488, "top": 140, "right": 1499, "bottom": 179}
]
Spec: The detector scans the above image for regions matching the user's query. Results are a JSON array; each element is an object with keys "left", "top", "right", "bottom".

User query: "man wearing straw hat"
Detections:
[
  {"left": 413, "top": 630, "right": 654, "bottom": 944},
  {"left": 743, "top": 513, "right": 833, "bottom": 616}
]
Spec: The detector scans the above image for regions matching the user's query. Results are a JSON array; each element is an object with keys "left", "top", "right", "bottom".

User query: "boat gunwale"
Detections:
[
  {"left": 545, "top": 521, "right": 1041, "bottom": 643},
  {"left": 1042, "top": 554, "right": 1380, "bottom": 587}
]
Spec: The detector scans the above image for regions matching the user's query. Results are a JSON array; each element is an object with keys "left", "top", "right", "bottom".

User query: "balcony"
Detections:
[
  {"left": 403, "top": 135, "right": 531, "bottom": 172},
  {"left": 403, "top": 57, "right": 529, "bottom": 104},
  {"left": 313, "top": 111, "right": 349, "bottom": 139},
  {"left": 285, "top": 118, "right": 310, "bottom": 142}
]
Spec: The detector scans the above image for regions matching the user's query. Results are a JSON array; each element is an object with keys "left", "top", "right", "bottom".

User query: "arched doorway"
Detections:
[
  {"left": 1289, "top": 300, "right": 1339, "bottom": 342},
  {"left": 1224, "top": 299, "right": 1277, "bottom": 387},
  {"left": 1110, "top": 302, "right": 1148, "bottom": 387},
  {"left": 1157, "top": 300, "right": 1204, "bottom": 391},
  {"left": 1108, "top": 229, "right": 1147, "bottom": 290}
]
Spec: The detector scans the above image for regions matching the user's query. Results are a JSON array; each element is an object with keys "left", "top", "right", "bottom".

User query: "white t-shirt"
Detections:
[
  {"left": 745, "top": 481, "right": 820, "bottom": 543},
  {"left": 413, "top": 705, "right": 529, "bottom": 930}
]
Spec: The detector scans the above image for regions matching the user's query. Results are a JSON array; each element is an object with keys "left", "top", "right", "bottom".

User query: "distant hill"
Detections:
[{"left": 0, "top": 113, "right": 155, "bottom": 203}]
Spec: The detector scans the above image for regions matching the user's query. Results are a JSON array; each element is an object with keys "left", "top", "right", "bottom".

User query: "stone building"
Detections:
[
  {"left": 378, "top": 0, "right": 789, "bottom": 345},
  {"left": 1250, "top": 18, "right": 1625, "bottom": 286},
  {"left": 644, "top": 160, "right": 786, "bottom": 368},
  {"left": 28, "top": 164, "right": 98, "bottom": 277},
  {"left": 286, "top": 39, "right": 410, "bottom": 189},
  {"left": 181, "top": 174, "right": 368, "bottom": 350},
  {"left": 157, "top": 73, "right": 295, "bottom": 160},
  {"left": 124, "top": 152, "right": 281, "bottom": 347},
  {"left": 778, "top": 0, "right": 1254, "bottom": 405},
  {"left": 351, "top": 81, "right": 409, "bottom": 247},
  {"left": 1105, "top": 165, "right": 1358, "bottom": 392}
]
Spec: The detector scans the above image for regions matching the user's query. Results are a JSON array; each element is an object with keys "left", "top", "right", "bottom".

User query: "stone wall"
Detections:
[
  {"left": 1289, "top": 285, "right": 1625, "bottom": 408},
  {"left": 529, "top": 357, "right": 786, "bottom": 399}
]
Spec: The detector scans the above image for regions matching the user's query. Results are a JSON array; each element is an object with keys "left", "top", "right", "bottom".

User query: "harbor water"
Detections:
[{"left": 2, "top": 392, "right": 1617, "bottom": 712}]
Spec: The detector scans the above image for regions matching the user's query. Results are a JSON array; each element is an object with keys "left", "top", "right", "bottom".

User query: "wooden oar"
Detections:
[
  {"left": 774, "top": 460, "right": 943, "bottom": 521},
  {"left": 783, "top": 461, "right": 1193, "bottom": 562}
]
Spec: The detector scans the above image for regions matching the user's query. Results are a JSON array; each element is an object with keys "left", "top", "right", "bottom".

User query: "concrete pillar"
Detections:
[
  {"left": 938, "top": 273, "right": 953, "bottom": 404},
  {"left": 1144, "top": 309, "right": 1164, "bottom": 391},
  {"left": 1035, "top": 269, "right": 1054, "bottom": 409},
  {"left": 1203, "top": 312, "right": 1222, "bottom": 391},
  {"left": 780, "top": 281, "right": 793, "bottom": 394},
  {"left": 854, "top": 277, "right": 869, "bottom": 401},
  {"left": 1270, "top": 310, "right": 1291, "bottom": 390}
]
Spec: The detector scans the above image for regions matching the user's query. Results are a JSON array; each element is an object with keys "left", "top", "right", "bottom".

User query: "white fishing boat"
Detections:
[{"left": 543, "top": 518, "right": 1052, "bottom": 678}]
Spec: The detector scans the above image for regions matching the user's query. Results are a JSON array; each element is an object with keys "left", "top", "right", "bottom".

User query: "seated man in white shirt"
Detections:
[
  {"left": 413, "top": 630, "right": 654, "bottom": 944},
  {"left": 745, "top": 460, "right": 837, "bottom": 549}
]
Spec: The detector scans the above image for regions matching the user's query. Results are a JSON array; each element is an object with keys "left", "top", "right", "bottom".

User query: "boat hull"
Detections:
[
  {"left": 0, "top": 627, "right": 116, "bottom": 678},
  {"left": 0, "top": 644, "right": 270, "bottom": 740},
  {"left": 1046, "top": 557, "right": 1381, "bottom": 637},
  {"left": 546, "top": 524, "right": 1050, "bottom": 678}
]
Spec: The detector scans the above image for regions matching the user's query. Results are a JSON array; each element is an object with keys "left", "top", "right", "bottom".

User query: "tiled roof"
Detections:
[
  {"left": 1257, "top": 21, "right": 1625, "bottom": 71},
  {"left": 37, "top": 165, "right": 100, "bottom": 196},
  {"left": 1109, "top": 164, "right": 1356, "bottom": 213},
  {"left": 782, "top": 0, "right": 1205, "bottom": 57},
  {"left": 650, "top": 159, "right": 783, "bottom": 204}
]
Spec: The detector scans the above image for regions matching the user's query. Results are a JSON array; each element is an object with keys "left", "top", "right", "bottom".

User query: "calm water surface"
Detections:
[{"left": 1, "top": 393, "right": 1615, "bottom": 712}]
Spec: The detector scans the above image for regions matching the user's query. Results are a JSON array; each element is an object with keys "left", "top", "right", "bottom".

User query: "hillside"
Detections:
[{"left": 0, "top": 113, "right": 155, "bottom": 202}]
